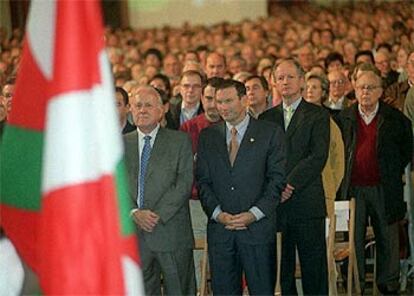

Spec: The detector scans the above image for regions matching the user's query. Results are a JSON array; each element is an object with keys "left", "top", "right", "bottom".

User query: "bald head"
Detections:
[
  {"left": 129, "top": 86, "right": 164, "bottom": 134},
  {"left": 205, "top": 52, "right": 226, "bottom": 78},
  {"left": 130, "top": 85, "right": 162, "bottom": 105}
]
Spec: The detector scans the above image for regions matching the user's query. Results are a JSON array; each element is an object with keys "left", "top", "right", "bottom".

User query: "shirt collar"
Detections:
[
  {"left": 181, "top": 101, "right": 200, "bottom": 112},
  {"left": 283, "top": 97, "right": 302, "bottom": 111},
  {"left": 358, "top": 103, "right": 379, "bottom": 124},
  {"left": 137, "top": 124, "right": 160, "bottom": 141},
  {"left": 328, "top": 96, "right": 345, "bottom": 109},
  {"left": 226, "top": 113, "right": 250, "bottom": 136}
]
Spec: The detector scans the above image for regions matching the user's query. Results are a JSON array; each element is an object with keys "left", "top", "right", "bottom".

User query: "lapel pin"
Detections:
[{"left": 250, "top": 138, "right": 255, "bottom": 143}]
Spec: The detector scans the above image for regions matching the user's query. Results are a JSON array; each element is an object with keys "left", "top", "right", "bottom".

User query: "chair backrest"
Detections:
[
  {"left": 275, "top": 232, "right": 282, "bottom": 295},
  {"left": 335, "top": 200, "right": 353, "bottom": 232},
  {"left": 326, "top": 198, "right": 360, "bottom": 296}
]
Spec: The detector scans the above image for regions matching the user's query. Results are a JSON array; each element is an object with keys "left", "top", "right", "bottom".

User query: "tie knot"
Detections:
[
  {"left": 231, "top": 127, "right": 238, "bottom": 136},
  {"left": 285, "top": 105, "right": 293, "bottom": 113},
  {"left": 144, "top": 135, "right": 151, "bottom": 142}
]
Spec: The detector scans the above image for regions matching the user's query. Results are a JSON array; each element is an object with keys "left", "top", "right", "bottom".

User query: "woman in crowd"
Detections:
[{"left": 305, "top": 73, "right": 344, "bottom": 219}]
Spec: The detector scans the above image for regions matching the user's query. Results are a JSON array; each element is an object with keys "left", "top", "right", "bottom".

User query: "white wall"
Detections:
[{"left": 128, "top": 0, "right": 267, "bottom": 29}]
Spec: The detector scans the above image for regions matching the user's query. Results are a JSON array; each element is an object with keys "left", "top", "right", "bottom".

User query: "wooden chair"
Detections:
[
  {"left": 326, "top": 215, "right": 338, "bottom": 296},
  {"left": 328, "top": 198, "right": 361, "bottom": 296},
  {"left": 364, "top": 225, "right": 379, "bottom": 296},
  {"left": 274, "top": 232, "right": 282, "bottom": 296},
  {"left": 194, "top": 238, "right": 209, "bottom": 296}
]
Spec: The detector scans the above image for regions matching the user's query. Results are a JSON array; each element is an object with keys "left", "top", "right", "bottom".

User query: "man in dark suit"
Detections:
[
  {"left": 124, "top": 86, "right": 196, "bottom": 295},
  {"left": 337, "top": 70, "right": 412, "bottom": 294},
  {"left": 169, "top": 70, "right": 205, "bottom": 129},
  {"left": 196, "top": 79, "right": 286, "bottom": 295},
  {"left": 259, "top": 58, "right": 330, "bottom": 295}
]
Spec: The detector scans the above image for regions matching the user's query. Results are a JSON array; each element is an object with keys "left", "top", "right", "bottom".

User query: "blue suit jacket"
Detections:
[{"left": 196, "top": 118, "right": 286, "bottom": 244}]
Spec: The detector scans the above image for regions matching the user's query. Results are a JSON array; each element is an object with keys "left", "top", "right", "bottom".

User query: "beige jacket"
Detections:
[{"left": 322, "top": 118, "right": 345, "bottom": 218}]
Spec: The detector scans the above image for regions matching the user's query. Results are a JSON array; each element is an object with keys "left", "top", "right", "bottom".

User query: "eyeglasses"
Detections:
[
  {"left": 355, "top": 85, "right": 381, "bottom": 92},
  {"left": 329, "top": 79, "right": 345, "bottom": 86}
]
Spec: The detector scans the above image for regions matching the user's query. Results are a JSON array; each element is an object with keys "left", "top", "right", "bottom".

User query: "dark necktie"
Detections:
[{"left": 138, "top": 135, "right": 152, "bottom": 208}]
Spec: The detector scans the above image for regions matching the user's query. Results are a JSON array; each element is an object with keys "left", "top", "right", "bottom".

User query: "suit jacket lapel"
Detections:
[
  {"left": 145, "top": 128, "right": 167, "bottom": 179},
  {"left": 233, "top": 119, "right": 257, "bottom": 167},
  {"left": 273, "top": 105, "right": 284, "bottom": 129},
  {"left": 216, "top": 123, "right": 232, "bottom": 168},
  {"left": 286, "top": 100, "right": 306, "bottom": 138},
  {"left": 127, "top": 131, "right": 139, "bottom": 204}
]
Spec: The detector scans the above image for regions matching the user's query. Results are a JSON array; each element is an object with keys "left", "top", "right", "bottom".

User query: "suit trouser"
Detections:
[
  {"left": 280, "top": 217, "right": 328, "bottom": 295},
  {"left": 139, "top": 237, "right": 196, "bottom": 296},
  {"left": 352, "top": 185, "right": 400, "bottom": 292},
  {"left": 208, "top": 233, "right": 276, "bottom": 296}
]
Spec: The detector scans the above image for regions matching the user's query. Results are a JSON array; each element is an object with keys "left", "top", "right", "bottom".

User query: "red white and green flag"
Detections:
[{"left": 0, "top": 0, "right": 144, "bottom": 294}]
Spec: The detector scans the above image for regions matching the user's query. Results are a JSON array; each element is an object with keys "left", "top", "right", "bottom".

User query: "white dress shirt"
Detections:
[
  {"left": 326, "top": 96, "right": 345, "bottom": 110},
  {"left": 180, "top": 102, "right": 200, "bottom": 125},
  {"left": 358, "top": 103, "right": 379, "bottom": 125}
]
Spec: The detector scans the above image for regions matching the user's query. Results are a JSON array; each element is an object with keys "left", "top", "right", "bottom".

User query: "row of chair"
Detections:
[{"left": 195, "top": 198, "right": 378, "bottom": 296}]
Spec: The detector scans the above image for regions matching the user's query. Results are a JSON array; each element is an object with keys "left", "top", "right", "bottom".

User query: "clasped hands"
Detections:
[
  {"left": 132, "top": 209, "right": 159, "bottom": 232},
  {"left": 217, "top": 212, "right": 256, "bottom": 231}
]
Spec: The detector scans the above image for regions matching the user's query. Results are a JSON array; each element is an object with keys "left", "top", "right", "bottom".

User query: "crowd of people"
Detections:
[{"left": 1, "top": 1, "right": 414, "bottom": 295}]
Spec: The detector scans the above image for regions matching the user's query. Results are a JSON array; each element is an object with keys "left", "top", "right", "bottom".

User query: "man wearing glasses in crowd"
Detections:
[
  {"left": 337, "top": 69, "right": 412, "bottom": 294},
  {"left": 170, "top": 70, "right": 205, "bottom": 130}
]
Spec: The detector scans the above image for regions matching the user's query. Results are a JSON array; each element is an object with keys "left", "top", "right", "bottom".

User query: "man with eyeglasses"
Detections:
[
  {"left": 325, "top": 70, "right": 352, "bottom": 116},
  {"left": 337, "top": 69, "right": 412, "bottom": 294},
  {"left": 169, "top": 70, "right": 205, "bottom": 130}
]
